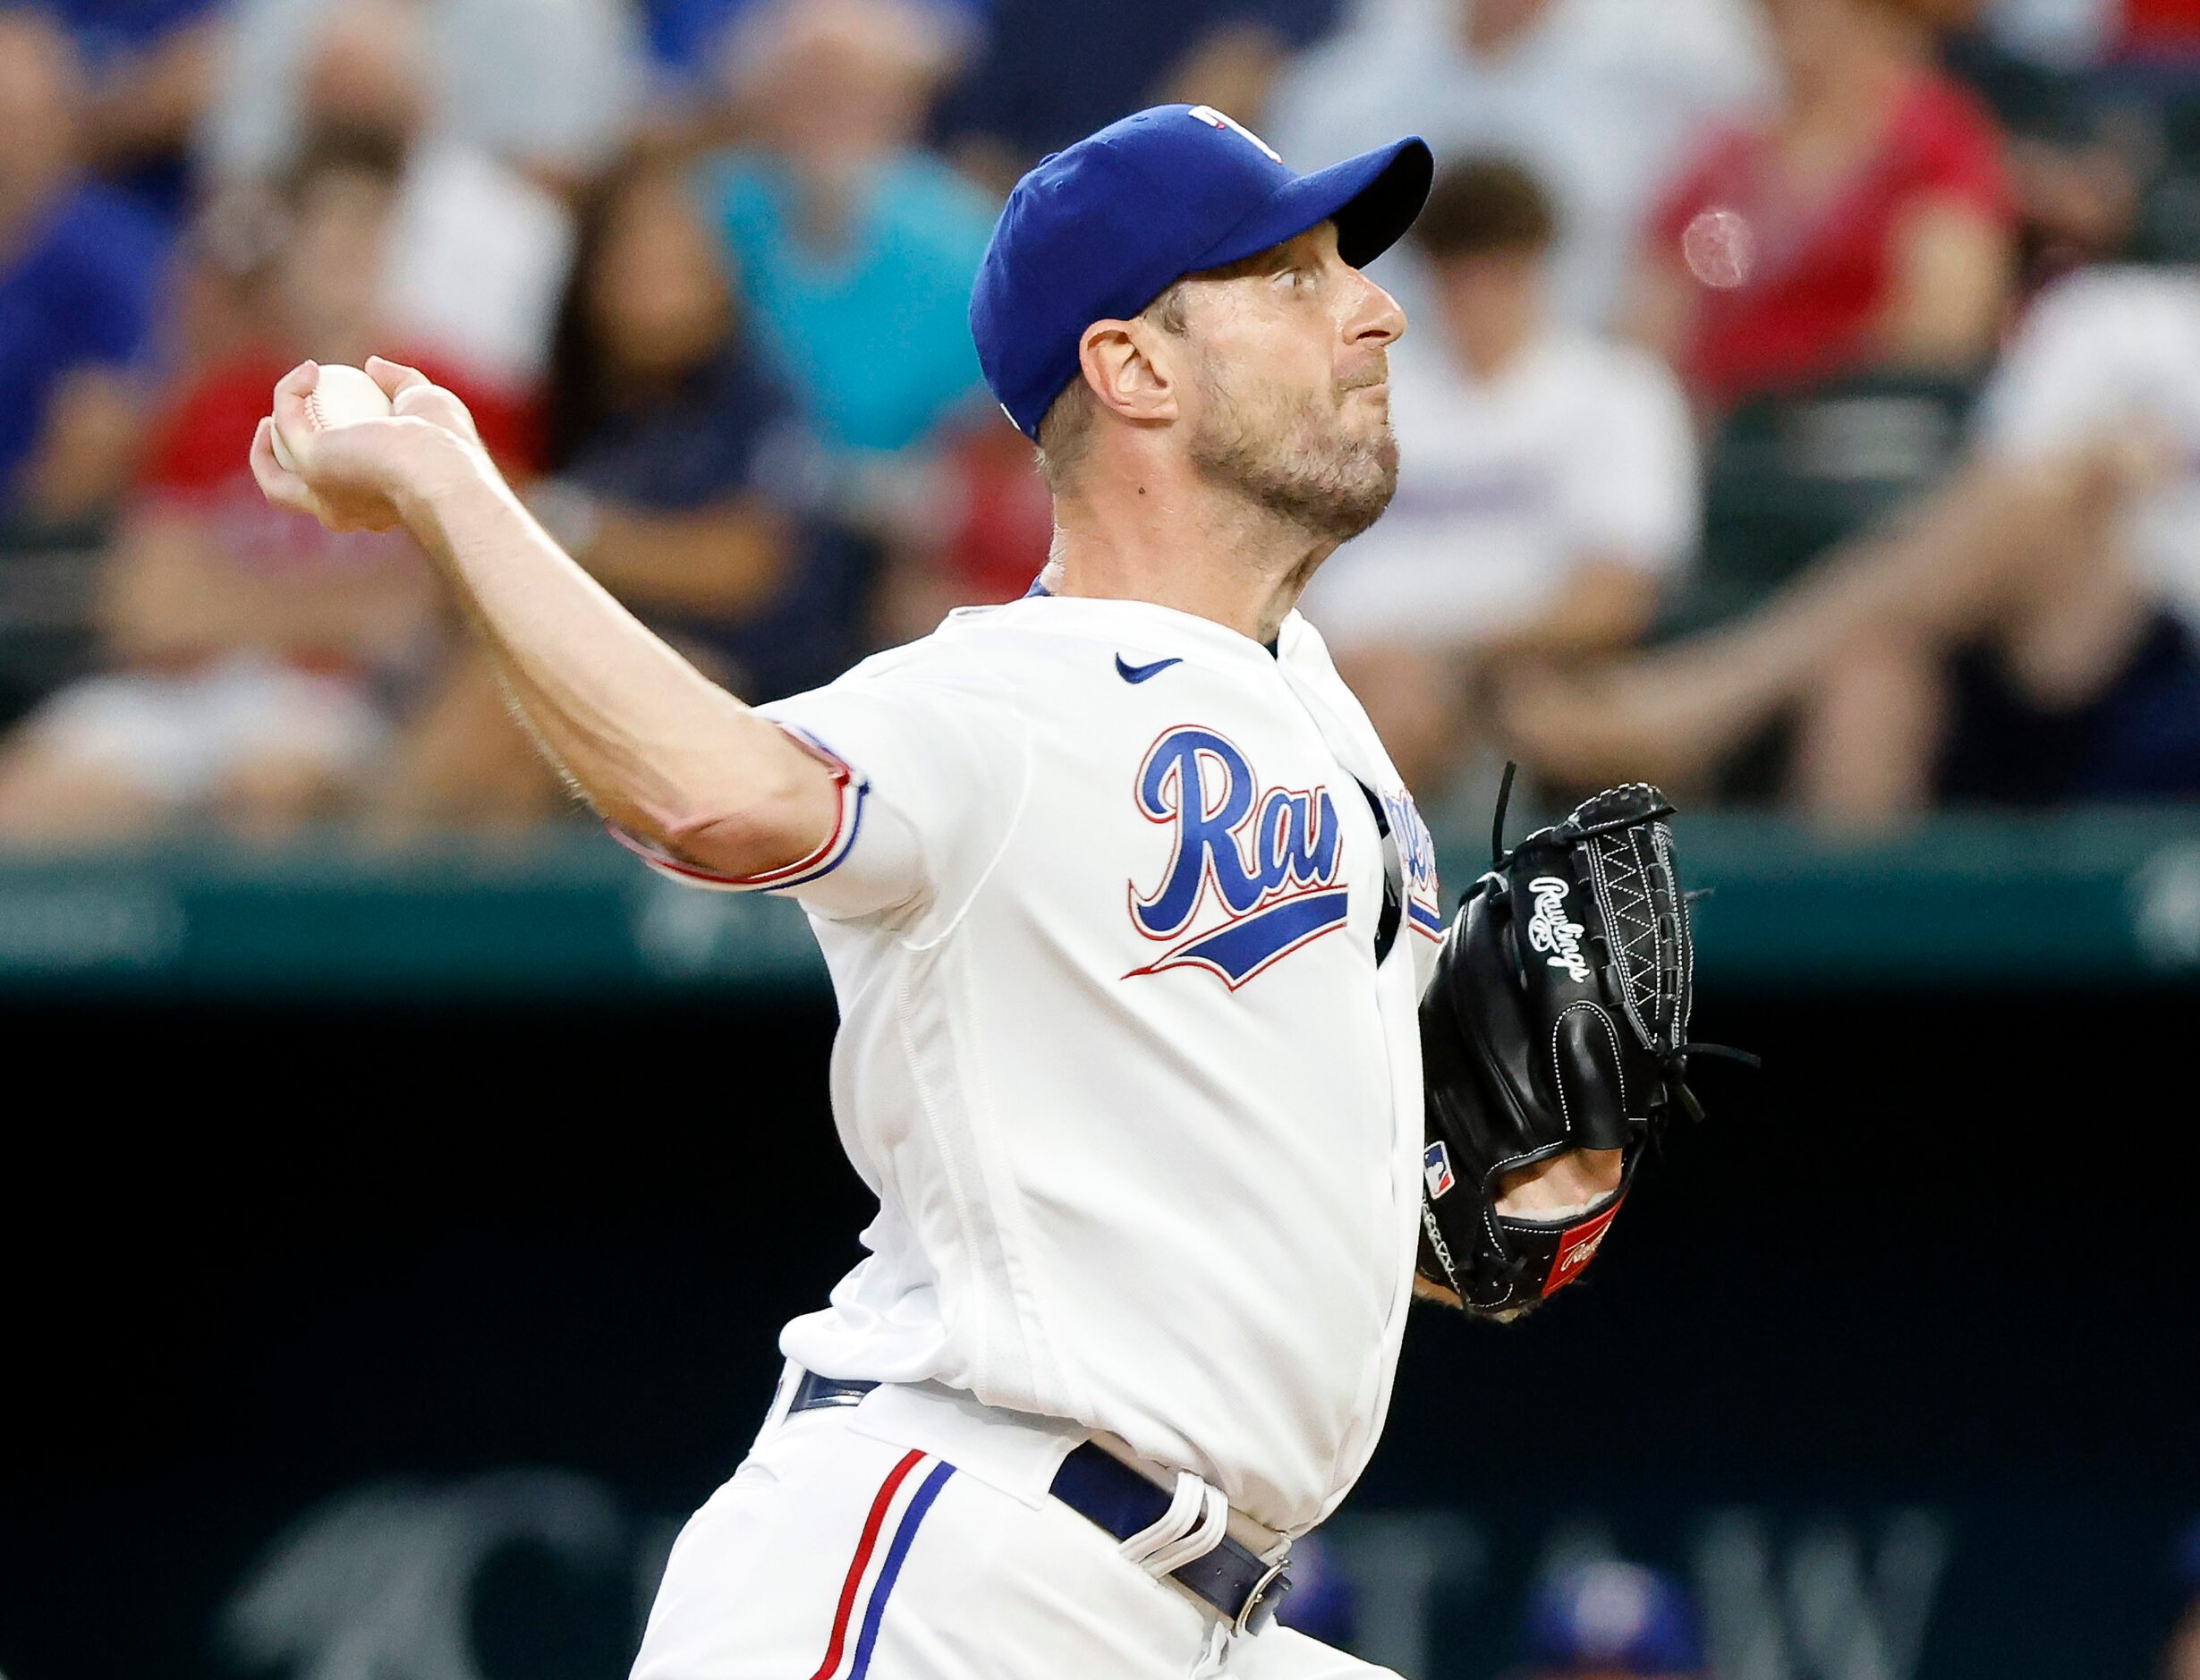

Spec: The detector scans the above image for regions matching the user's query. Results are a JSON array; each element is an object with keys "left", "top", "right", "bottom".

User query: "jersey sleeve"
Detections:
[{"left": 617, "top": 650, "right": 1028, "bottom": 928}]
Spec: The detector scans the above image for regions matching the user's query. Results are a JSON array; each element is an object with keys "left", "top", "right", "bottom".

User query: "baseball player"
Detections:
[{"left": 252, "top": 104, "right": 1703, "bottom": 1680}]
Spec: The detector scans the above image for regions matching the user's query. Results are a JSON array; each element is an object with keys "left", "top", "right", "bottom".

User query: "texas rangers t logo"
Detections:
[
  {"left": 1125, "top": 726, "right": 1348, "bottom": 988},
  {"left": 1186, "top": 105, "right": 1283, "bottom": 164}
]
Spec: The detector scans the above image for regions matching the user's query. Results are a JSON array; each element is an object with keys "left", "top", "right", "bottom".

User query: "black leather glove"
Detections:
[{"left": 1418, "top": 778, "right": 1710, "bottom": 1317}]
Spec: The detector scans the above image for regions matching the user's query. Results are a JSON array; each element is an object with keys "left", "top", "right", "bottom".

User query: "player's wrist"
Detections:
[
  {"left": 1492, "top": 1146, "right": 1625, "bottom": 1218},
  {"left": 387, "top": 425, "right": 499, "bottom": 528}
]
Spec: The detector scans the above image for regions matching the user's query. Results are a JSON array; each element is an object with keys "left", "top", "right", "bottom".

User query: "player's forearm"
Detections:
[{"left": 393, "top": 445, "right": 831, "bottom": 864}]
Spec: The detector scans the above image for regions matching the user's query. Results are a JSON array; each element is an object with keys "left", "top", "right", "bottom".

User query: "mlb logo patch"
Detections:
[{"left": 1423, "top": 1141, "right": 1456, "bottom": 1201}]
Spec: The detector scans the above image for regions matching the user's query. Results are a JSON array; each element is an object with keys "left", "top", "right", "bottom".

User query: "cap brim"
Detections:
[{"left": 1193, "top": 136, "right": 1434, "bottom": 274}]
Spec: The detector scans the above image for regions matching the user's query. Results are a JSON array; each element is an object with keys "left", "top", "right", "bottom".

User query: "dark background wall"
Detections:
[{"left": 3, "top": 984, "right": 2192, "bottom": 1680}]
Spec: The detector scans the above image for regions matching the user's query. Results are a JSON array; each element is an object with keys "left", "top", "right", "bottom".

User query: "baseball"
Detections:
[{"left": 269, "top": 363, "right": 395, "bottom": 472}]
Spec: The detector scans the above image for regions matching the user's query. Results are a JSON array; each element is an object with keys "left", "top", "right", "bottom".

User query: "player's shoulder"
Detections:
[
  {"left": 848, "top": 592, "right": 1338, "bottom": 709},
  {"left": 826, "top": 609, "right": 1015, "bottom": 691},
  {"left": 823, "top": 598, "right": 1091, "bottom": 695}
]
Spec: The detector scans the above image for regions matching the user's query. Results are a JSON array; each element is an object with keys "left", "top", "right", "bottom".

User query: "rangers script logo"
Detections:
[{"left": 1126, "top": 726, "right": 1348, "bottom": 988}]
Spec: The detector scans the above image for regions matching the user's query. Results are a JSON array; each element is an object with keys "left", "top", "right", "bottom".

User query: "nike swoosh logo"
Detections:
[{"left": 1116, "top": 654, "right": 1183, "bottom": 684}]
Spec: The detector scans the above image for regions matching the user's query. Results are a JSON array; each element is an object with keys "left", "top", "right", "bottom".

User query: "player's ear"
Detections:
[{"left": 1078, "top": 319, "right": 1181, "bottom": 426}]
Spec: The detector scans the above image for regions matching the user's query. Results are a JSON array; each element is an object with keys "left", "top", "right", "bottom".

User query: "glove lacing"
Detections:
[{"left": 1480, "top": 761, "right": 1760, "bottom": 1123}]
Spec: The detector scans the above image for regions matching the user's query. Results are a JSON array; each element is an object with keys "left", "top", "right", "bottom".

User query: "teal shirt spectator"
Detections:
[{"left": 697, "top": 151, "right": 997, "bottom": 456}]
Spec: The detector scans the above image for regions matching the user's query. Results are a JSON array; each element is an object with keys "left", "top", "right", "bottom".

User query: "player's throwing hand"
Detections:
[{"left": 251, "top": 356, "right": 486, "bottom": 535}]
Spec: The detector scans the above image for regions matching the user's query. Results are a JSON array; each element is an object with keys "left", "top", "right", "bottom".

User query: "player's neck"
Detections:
[{"left": 1041, "top": 475, "right": 1335, "bottom": 646}]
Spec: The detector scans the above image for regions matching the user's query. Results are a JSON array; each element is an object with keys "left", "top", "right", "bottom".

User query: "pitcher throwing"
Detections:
[{"left": 253, "top": 105, "right": 1708, "bottom": 1680}]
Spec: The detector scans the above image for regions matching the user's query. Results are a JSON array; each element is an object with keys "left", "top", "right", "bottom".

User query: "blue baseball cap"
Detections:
[
  {"left": 1524, "top": 1561, "right": 1703, "bottom": 1676},
  {"left": 970, "top": 104, "right": 1433, "bottom": 438}
]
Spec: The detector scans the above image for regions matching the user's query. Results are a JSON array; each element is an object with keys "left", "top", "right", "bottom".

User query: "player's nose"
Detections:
[{"left": 1345, "top": 269, "right": 1406, "bottom": 350}]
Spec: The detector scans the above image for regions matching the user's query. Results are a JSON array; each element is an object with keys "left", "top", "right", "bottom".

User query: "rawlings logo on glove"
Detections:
[{"left": 1523, "top": 877, "right": 1591, "bottom": 982}]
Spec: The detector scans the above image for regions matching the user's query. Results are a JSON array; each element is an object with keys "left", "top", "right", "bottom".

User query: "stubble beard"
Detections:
[{"left": 1186, "top": 365, "right": 1400, "bottom": 546}]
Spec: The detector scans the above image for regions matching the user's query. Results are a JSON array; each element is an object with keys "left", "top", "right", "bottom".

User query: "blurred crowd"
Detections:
[{"left": 5, "top": 0, "right": 2200, "bottom": 844}]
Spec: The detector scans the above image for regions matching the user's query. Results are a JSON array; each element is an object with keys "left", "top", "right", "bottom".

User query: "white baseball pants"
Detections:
[{"left": 631, "top": 1381, "right": 1401, "bottom": 1680}]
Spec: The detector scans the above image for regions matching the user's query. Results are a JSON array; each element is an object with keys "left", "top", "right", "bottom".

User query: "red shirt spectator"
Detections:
[
  {"left": 2123, "top": 0, "right": 2200, "bottom": 54},
  {"left": 139, "top": 348, "right": 534, "bottom": 593},
  {"left": 117, "top": 350, "right": 537, "bottom": 672},
  {"left": 938, "top": 420, "right": 1053, "bottom": 606},
  {"left": 1649, "top": 72, "right": 2013, "bottom": 408},
  {"left": 145, "top": 351, "right": 536, "bottom": 506}
]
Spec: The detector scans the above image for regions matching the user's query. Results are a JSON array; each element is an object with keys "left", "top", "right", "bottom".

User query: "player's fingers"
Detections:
[
  {"left": 367, "top": 355, "right": 480, "bottom": 444},
  {"left": 250, "top": 414, "right": 308, "bottom": 504},
  {"left": 270, "top": 360, "right": 319, "bottom": 439},
  {"left": 251, "top": 414, "right": 336, "bottom": 522},
  {"left": 251, "top": 414, "right": 384, "bottom": 531},
  {"left": 363, "top": 354, "right": 429, "bottom": 401}
]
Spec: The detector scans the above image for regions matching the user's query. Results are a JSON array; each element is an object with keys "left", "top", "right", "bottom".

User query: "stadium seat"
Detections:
[
  {"left": 0, "top": 515, "right": 106, "bottom": 731},
  {"left": 1666, "top": 368, "right": 1983, "bottom": 639}
]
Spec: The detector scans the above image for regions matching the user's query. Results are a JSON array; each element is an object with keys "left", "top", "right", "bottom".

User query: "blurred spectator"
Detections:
[
  {"left": 1499, "top": 260, "right": 2200, "bottom": 826},
  {"left": 937, "top": 0, "right": 1339, "bottom": 192},
  {"left": 650, "top": 0, "right": 985, "bottom": 99},
  {"left": 2123, "top": 0, "right": 2200, "bottom": 56},
  {"left": 1302, "top": 157, "right": 1696, "bottom": 795},
  {"left": 1983, "top": 0, "right": 2119, "bottom": 65},
  {"left": 201, "top": 0, "right": 644, "bottom": 194},
  {"left": 868, "top": 413, "right": 1051, "bottom": 643},
  {"left": 0, "top": 8, "right": 165, "bottom": 527},
  {"left": 641, "top": 0, "right": 762, "bottom": 91},
  {"left": 1266, "top": 0, "right": 1771, "bottom": 327},
  {"left": 385, "top": 151, "right": 854, "bottom": 829},
  {"left": 199, "top": 0, "right": 578, "bottom": 396},
  {"left": 1633, "top": 0, "right": 2017, "bottom": 412},
  {"left": 0, "top": 128, "right": 530, "bottom": 844},
  {"left": 50, "top": 0, "right": 226, "bottom": 224},
  {"left": 1517, "top": 1559, "right": 1703, "bottom": 1680},
  {"left": 695, "top": 0, "right": 994, "bottom": 467},
  {"left": 1941, "top": 30, "right": 2138, "bottom": 291}
]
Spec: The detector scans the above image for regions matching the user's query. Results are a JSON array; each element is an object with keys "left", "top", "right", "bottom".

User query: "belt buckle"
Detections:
[{"left": 1233, "top": 1558, "right": 1291, "bottom": 1635}]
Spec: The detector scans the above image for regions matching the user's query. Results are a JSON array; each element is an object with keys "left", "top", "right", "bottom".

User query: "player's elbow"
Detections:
[{"left": 643, "top": 764, "right": 838, "bottom": 881}]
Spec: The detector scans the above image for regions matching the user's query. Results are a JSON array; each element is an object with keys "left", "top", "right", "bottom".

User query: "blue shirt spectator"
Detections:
[
  {"left": 43, "top": 0, "right": 226, "bottom": 225},
  {"left": 641, "top": 0, "right": 987, "bottom": 89},
  {"left": 0, "top": 181, "right": 165, "bottom": 516},
  {"left": 541, "top": 154, "right": 865, "bottom": 701},
  {"left": 43, "top": 0, "right": 220, "bottom": 67},
  {"left": 935, "top": 0, "right": 1341, "bottom": 165},
  {"left": 697, "top": 149, "right": 995, "bottom": 458},
  {"left": 558, "top": 338, "right": 864, "bottom": 702}
]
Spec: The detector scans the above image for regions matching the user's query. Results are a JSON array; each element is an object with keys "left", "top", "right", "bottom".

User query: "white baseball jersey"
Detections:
[{"left": 634, "top": 593, "right": 1446, "bottom": 1536}]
